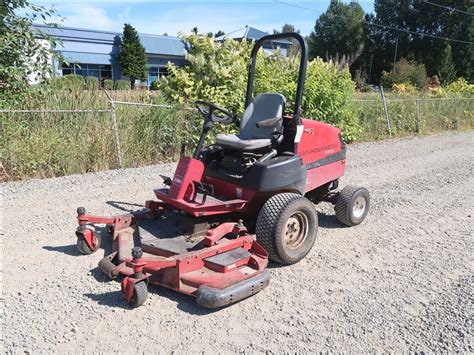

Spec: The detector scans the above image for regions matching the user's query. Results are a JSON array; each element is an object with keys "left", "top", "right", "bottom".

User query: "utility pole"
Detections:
[
  {"left": 393, "top": 36, "right": 399, "bottom": 70},
  {"left": 368, "top": 54, "right": 373, "bottom": 84}
]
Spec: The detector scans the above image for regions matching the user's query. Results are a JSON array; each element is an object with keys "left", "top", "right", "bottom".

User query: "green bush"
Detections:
[
  {"left": 115, "top": 79, "right": 130, "bottom": 90},
  {"left": 392, "top": 82, "right": 417, "bottom": 96},
  {"left": 84, "top": 76, "right": 99, "bottom": 90},
  {"left": 160, "top": 34, "right": 359, "bottom": 141},
  {"left": 51, "top": 74, "right": 84, "bottom": 90},
  {"left": 445, "top": 78, "right": 474, "bottom": 96},
  {"left": 150, "top": 80, "right": 160, "bottom": 91},
  {"left": 103, "top": 79, "right": 114, "bottom": 90},
  {"left": 381, "top": 58, "right": 428, "bottom": 89}
]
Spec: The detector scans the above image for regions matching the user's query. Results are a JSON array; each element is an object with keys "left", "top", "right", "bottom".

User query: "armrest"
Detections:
[{"left": 256, "top": 116, "right": 281, "bottom": 128}]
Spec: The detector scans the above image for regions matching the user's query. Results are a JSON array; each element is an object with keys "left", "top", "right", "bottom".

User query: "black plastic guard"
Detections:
[{"left": 196, "top": 269, "right": 270, "bottom": 308}]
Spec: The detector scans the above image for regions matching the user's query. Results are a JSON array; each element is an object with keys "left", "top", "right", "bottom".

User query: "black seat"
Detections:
[{"left": 216, "top": 93, "right": 285, "bottom": 151}]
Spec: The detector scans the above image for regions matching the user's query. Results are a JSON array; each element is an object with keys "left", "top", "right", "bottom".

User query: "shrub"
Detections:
[
  {"left": 445, "top": 78, "right": 474, "bottom": 96},
  {"left": 392, "top": 82, "right": 417, "bottom": 96},
  {"left": 114, "top": 80, "right": 130, "bottom": 90},
  {"left": 150, "top": 80, "right": 160, "bottom": 91},
  {"left": 381, "top": 58, "right": 428, "bottom": 89},
  {"left": 429, "top": 87, "right": 448, "bottom": 98},
  {"left": 51, "top": 74, "right": 84, "bottom": 90},
  {"left": 103, "top": 79, "right": 114, "bottom": 90},
  {"left": 84, "top": 76, "right": 99, "bottom": 90},
  {"left": 160, "top": 34, "right": 359, "bottom": 141}
]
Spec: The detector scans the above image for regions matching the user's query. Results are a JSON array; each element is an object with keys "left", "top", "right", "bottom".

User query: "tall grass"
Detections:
[
  {"left": 1, "top": 90, "right": 473, "bottom": 180},
  {"left": 352, "top": 94, "right": 473, "bottom": 141},
  {"left": 1, "top": 90, "right": 198, "bottom": 180}
]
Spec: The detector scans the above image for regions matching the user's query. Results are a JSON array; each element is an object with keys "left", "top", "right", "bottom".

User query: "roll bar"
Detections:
[{"left": 244, "top": 32, "right": 308, "bottom": 125}]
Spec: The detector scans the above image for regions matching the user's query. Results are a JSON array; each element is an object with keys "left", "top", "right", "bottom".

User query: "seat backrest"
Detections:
[{"left": 239, "top": 93, "right": 286, "bottom": 140}]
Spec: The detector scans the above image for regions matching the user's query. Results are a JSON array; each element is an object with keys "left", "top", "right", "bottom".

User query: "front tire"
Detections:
[
  {"left": 335, "top": 185, "right": 370, "bottom": 226},
  {"left": 127, "top": 281, "right": 148, "bottom": 308},
  {"left": 256, "top": 193, "right": 318, "bottom": 265},
  {"left": 76, "top": 228, "right": 101, "bottom": 255}
]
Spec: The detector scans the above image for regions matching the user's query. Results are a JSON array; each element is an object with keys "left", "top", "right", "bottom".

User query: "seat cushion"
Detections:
[{"left": 216, "top": 134, "right": 271, "bottom": 151}]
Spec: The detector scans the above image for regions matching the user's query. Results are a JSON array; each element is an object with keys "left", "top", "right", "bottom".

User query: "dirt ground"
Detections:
[{"left": 2, "top": 131, "right": 473, "bottom": 353}]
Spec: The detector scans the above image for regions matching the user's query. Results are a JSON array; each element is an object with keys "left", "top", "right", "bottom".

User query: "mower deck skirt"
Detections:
[{"left": 196, "top": 269, "right": 270, "bottom": 308}]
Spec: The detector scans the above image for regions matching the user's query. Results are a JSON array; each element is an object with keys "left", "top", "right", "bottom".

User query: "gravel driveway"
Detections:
[{"left": 2, "top": 131, "right": 473, "bottom": 353}]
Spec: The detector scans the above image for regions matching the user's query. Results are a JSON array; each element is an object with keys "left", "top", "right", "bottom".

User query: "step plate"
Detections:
[{"left": 205, "top": 248, "right": 251, "bottom": 267}]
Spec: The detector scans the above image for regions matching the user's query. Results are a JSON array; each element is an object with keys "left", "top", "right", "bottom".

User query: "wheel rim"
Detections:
[
  {"left": 352, "top": 195, "right": 366, "bottom": 219},
  {"left": 283, "top": 211, "right": 308, "bottom": 249}
]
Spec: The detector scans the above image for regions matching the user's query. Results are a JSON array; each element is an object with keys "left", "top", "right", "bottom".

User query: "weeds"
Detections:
[{"left": 1, "top": 90, "right": 473, "bottom": 180}]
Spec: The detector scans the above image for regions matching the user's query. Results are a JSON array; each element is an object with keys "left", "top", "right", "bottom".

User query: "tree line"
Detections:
[{"left": 303, "top": 0, "right": 473, "bottom": 85}]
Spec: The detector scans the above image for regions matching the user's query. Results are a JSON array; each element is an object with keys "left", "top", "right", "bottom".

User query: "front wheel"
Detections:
[
  {"left": 335, "top": 185, "right": 370, "bottom": 226},
  {"left": 76, "top": 227, "right": 101, "bottom": 255},
  {"left": 125, "top": 281, "right": 148, "bottom": 308},
  {"left": 256, "top": 193, "right": 318, "bottom": 265}
]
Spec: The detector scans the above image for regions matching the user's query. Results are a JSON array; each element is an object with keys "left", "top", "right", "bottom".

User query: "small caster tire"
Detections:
[
  {"left": 335, "top": 185, "right": 370, "bottom": 226},
  {"left": 76, "top": 228, "right": 101, "bottom": 255},
  {"left": 126, "top": 281, "right": 148, "bottom": 308}
]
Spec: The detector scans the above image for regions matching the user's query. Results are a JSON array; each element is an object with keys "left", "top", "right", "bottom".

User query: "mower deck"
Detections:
[{"left": 79, "top": 207, "right": 270, "bottom": 308}]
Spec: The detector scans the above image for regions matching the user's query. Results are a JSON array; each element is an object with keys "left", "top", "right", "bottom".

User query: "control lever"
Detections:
[{"left": 257, "top": 149, "right": 277, "bottom": 163}]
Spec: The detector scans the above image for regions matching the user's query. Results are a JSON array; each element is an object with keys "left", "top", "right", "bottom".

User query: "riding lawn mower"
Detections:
[{"left": 74, "top": 33, "right": 370, "bottom": 308}]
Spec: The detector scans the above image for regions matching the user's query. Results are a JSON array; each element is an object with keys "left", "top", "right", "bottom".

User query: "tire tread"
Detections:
[{"left": 256, "top": 193, "right": 315, "bottom": 264}]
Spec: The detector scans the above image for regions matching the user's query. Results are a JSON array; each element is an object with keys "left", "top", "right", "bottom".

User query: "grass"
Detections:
[
  {"left": 1, "top": 89, "right": 473, "bottom": 180},
  {"left": 1, "top": 90, "right": 198, "bottom": 180}
]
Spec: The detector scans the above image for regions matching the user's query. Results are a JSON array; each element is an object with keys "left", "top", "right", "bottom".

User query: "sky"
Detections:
[{"left": 32, "top": 1, "right": 375, "bottom": 37}]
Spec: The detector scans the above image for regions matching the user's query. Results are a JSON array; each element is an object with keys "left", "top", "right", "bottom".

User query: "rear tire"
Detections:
[
  {"left": 256, "top": 193, "right": 318, "bottom": 265},
  {"left": 335, "top": 185, "right": 370, "bottom": 226}
]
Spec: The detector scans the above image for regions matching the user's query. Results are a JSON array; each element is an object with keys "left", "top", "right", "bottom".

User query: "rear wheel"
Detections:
[
  {"left": 335, "top": 185, "right": 370, "bottom": 226},
  {"left": 256, "top": 193, "right": 318, "bottom": 265}
]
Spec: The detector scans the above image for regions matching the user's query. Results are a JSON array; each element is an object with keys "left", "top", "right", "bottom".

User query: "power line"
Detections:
[
  {"left": 422, "top": 0, "right": 474, "bottom": 16},
  {"left": 276, "top": 0, "right": 474, "bottom": 45}
]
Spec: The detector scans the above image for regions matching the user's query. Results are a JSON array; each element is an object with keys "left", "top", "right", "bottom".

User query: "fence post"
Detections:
[
  {"left": 103, "top": 90, "right": 123, "bottom": 168},
  {"left": 379, "top": 86, "right": 392, "bottom": 137},
  {"left": 454, "top": 97, "right": 459, "bottom": 130},
  {"left": 415, "top": 98, "right": 421, "bottom": 134}
]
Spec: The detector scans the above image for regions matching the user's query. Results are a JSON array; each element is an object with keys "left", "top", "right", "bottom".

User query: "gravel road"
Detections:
[{"left": 2, "top": 131, "right": 473, "bottom": 353}]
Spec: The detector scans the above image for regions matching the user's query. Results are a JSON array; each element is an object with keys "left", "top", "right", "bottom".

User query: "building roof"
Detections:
[
  {"left": 33, "top": 24, "right": 187, "bottom": 57},
  {"left": 215, "top": 25, "right": 292, "bottom": 46}
]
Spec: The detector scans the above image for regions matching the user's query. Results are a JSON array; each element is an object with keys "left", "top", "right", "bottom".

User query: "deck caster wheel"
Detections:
[
  {"left": 256, "top": 193, "right": 318, "bottom": 265},
  {"left": 76, "top": 227, "right": 101, "bottom": 255},
  {"left": 335, "top": 185, "right": 370, "bottom": 226},
  {"left": 123, "top": 281, "right": 148, "bottom": 308}
]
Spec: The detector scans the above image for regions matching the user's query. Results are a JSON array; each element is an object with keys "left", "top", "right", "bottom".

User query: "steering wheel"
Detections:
[{"left": 195, "top": 100, "right": 235, "bottom": 124}]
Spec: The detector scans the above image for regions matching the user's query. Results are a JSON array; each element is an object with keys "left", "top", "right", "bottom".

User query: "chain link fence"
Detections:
[{"left": 1, "top": 90, "right": 473, "bottom": 180}]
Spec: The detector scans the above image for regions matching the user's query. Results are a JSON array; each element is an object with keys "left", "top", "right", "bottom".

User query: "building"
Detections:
[
  {"left": 33, "top": 24, "right": 187, "bottom": 86},
  {"left": 33, "top": 24, "right": 292, "bottom": 86},
  {"left": 215, "top": 25, "right": 292, "bottom": 56}
]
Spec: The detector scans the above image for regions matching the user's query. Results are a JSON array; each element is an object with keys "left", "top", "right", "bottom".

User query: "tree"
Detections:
[
  {"left": 273, "top": 24, "right": 301, "bottom": 56},
  {"left": 118, "top": 23, "right": 147, "bottom": 89},
  {"left": 364, "top": 1, "right": 474, "bottom": 83},
  {"left": 0, "top": 0, "right": 59, "bottom": 104},
  {"left": 452, "top": 5, "right": 474, "bottom": 82},
  {"left": 308, "top": 1, "right": 366, "bottom": 68},
  {"left": 273, "top": 23, "right": 298, "bottom": 34},
  {"left": 438, "top": 44, "right": 456, "bottom": 84},
  {"left": 215, "top": 30, "right": 225, "bottom": 38}
]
